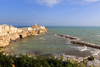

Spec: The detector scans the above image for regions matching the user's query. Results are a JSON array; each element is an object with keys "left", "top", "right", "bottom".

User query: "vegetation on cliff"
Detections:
[{"left": 0, "top": 53, "right": 86, "bottom": 67}]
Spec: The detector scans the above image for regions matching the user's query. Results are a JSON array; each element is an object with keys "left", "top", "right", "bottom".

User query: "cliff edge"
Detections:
[{"left": 0, "top": 24, "right": 48, "bottom": 47}]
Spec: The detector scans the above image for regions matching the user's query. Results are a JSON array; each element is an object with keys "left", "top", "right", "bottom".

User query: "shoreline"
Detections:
[
  {"left": 2, "top": 51, "right": 100, "bottom": 67},
  {"left": 0, "top": 25, "right": 100, "bottom": 67},
  {"left": 55, "top": 34, "right": 100, "bottom": 67}
]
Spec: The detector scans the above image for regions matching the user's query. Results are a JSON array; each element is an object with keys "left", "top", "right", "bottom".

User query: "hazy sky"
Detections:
[{"left": 0, "top": 0, "right": 100, "bottom": 26}]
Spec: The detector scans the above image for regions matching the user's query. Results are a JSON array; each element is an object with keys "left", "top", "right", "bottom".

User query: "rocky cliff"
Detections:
[{"left": 0, "top": 24, "right": 48, "bottom": 48}]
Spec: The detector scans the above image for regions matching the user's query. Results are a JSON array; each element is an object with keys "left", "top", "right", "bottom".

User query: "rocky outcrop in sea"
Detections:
[{"left": 0, "top": 24, "right": 48, "bottom": 48}]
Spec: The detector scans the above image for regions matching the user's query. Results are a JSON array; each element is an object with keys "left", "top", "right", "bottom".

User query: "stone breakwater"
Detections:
[
  {"left": 71, "top": 41, "right": 100, "bottom": 49},
  {"left": 0, "top": 24, "right": 48, "bottom": 48},
  {"left": 56, "top": 34, "right": 100, "bottom": 49},
  {"left": 56, "top": 34, "right": 77, "bottom": 40}
]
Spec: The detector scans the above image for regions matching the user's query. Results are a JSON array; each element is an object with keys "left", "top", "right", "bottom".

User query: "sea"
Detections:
[{"left": 4, "top": 26, "right": 100, "bottom": 57}]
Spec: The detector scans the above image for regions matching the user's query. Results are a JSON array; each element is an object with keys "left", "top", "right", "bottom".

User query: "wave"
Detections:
[
  {"left": 80, "top": 46, "right": 87, "bottom": 51},
  {"left": 77, "top": 46, "right": 88, "bottom": 51},
  {"left": 96, "top": 35, "right": 100, "bottom": 37},
  {"left": 54, "top": 34, "right": 57, "bottom": 36},
  {"left": 66, "top": 39, "right": 71, "bottom": 44},
  {"left": 39, "top": 38, "right": 46, "bottom": 40},
  {"left": 71, "top": 46, "right": 88, "bottom": 52},
  {"left": 54, "top": 34, "right": 60, "bottom": 37},
  {"left": 74, "top": 37, "right": 80, "bottom": 41},
  {"left": 91, "top": 50, "right": 100, "bottom": 56}
]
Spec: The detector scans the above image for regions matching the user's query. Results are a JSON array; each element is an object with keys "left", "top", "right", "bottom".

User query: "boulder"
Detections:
[
  {"left": 0, "top": 25, "right": 8, "bottom": 34},
  {"left": 32, "top": 24, "right": 40, "bottom": 29},
  {"left": 27, "top": 30, "right": 36, "bottom": 36},
  {"left": 38, "top": 30, "right": 46, "bottom": 34},
  {"left": 28, "top": 27, "right": 32, "bottom": 31},
  {"left": 0, "top": 34, "right": 10, "bottom": 47},
  {"left": 9, "top": 33, "right": 20, "bottom": 41}
]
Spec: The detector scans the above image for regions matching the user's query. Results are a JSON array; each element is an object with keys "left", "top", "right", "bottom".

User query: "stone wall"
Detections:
[{"left": 0, "top": 24, "right": 48, "bottom": 48}]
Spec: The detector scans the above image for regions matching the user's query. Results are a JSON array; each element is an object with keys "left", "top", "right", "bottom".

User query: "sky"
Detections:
[{"left": 0, "top": 0, "right": 100, "bottom": 26}]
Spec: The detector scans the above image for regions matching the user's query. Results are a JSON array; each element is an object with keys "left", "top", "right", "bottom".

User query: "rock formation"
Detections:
[{"left": 0, "top": 24, "right": 48, "bottom": 48}]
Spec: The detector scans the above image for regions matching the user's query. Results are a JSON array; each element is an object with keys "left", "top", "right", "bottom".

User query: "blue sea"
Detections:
[{"left": 4, "top": 26, "right": 100, "bottom": 57}]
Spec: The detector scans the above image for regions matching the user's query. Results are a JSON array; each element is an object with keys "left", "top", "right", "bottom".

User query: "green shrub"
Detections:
[
  {"left": 0, "top": 53, "right": 83, "bottom": 67},
  {"left": 88, "top": 56, "right": 94, "bottom": 61}
]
